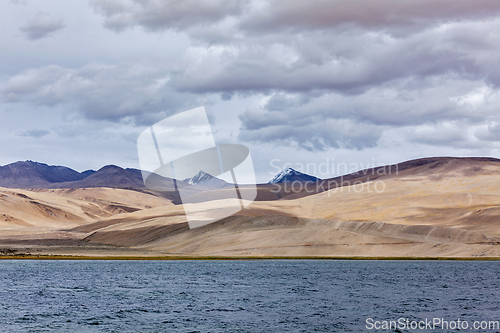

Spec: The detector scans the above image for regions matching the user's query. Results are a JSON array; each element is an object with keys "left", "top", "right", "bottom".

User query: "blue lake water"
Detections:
[{"left": 0, "top": 260, "right": 499, "bottom": 332}]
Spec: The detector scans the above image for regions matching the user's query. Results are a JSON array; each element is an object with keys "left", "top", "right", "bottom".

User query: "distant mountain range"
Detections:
[
  {"left": 269, "top": 167, "right": 320, "bottom": 184},
  {"left": 0, "top": 161, "right": 320, "bottom": 190},
  {"left": 4, "top": 157, "right": 500, "bottom": 258},
  {"left": 2, "top": 157, "right": 500, "bottom": 194},
  {"left": 0, "top": 161, "right": 230, "bottom": 191},
  {"left": 0, "top": 161, "right": 146, "bottom": 189}
]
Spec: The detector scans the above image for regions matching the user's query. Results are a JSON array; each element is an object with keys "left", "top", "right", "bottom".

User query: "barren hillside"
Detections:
[{"left": 1, "top": 157, "right": 500, "bottom": 258}]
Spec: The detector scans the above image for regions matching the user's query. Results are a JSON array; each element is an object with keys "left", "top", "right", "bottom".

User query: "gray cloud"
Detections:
[
  {"left": 170, "top": 21, "right": 500, "bottom": 95},
  {"left": 2, "top": 0, "right": 500, "bottom": 164},
  {"left": 405, "top": 122, "right": 471, "bottom": 147},
  {"left": 1, "top": 63, "right": 208, "bottom": 125},
  {"left": 89, "top": 0, "right": 500, "bottom": 99},
  {"left": 240, "top": 0, "right": 500, "bottom": 35},
  {"left": 239, "top": 121, "right": 381, "bottom": 151},
  {"left": 91, "top": 0, "right": 500, "bottom": 36},
  {"left": 17, "top": 128, "right": 50, "bottom": 138},
  {"left": 7, "top": 6, "right": 500, "bottom": 153},
  {"left": 237, "top": 78, "right": 499, "bottom": 150},
  {"left": 475, "top": 122, "right": 500, "bottom": 142},
  {"left": 20, "top": 12, "right": 65, "bottom": 40},
  {"left": 239, "top": 103, "right": 383, "bottom": 150},
  {"left": 89, "top": 0, "right": 244, "bottom": 32}
]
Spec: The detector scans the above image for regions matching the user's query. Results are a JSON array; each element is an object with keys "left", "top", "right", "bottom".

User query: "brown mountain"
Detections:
[
  {"left": 0, "top": 161, "right": 93, "bottom": 188},
  {"left": 0, "top": 161, "right": 165, "bottom": 190},
  {"left": 255, "top": 156, "right": 500, "bottom": 201}
]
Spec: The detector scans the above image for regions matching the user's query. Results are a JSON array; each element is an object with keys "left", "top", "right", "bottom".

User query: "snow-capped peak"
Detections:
[
  {"left": 268, "top": 167, "right": 320, "bottom": 184},
  {"left": 269, "top": 168, "right": 295, "bottom": 184},
  {"left": 183, "top": 170, "right": 215, "bottom": 185}
]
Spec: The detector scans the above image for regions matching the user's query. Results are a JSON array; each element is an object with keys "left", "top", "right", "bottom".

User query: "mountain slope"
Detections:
[
  {"left": 0, "top": 161, "right": 184, "bottom": 192},
  {"left": 76, "top": 160, "right": 500, "bottom": 257},
  {"left": 0, "top": 161, "right": 93, "bottom": 188},
  {"left": 2, "top": 156, "right": 500, "bottom": 199},
  {"left": 0, "top": 186, "right": 173, "bottom": 234},
  {"left": 269, "top": 167, "right": 320, "bottom": 183},
  {"left": 183, "top": 170, "right": 227, "bottom": 188},
  {"left": 263, "top": 156, "right": 500, "bottom": 200},
  {"left": 2, "top": 156, "right": 500, "bottom": 257},
  {"left": 50, "top": 165, "right": 145, "bottom": 189}
]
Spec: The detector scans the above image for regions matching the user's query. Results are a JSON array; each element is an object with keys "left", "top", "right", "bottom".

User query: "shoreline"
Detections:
[{"left": 1, "top": 255, "right": 500, "bottom": 260}]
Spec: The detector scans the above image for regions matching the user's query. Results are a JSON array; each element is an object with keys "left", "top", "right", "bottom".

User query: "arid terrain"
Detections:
[{"left": 1, "top": 157, "right": 500, "bottom": 258}]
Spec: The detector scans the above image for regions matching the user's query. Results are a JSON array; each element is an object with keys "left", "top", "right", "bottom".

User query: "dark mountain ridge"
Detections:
[
  {"left": 2, "top": 157, "right": 500, "bottom": 201},
  {"left": 0, "top": 161, "right": 94, "bottom": 188},
  {"left": 0, "top": 161, "right": 143, "bottom": 189}
]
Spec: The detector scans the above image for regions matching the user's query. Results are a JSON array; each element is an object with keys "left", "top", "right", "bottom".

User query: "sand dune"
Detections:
[{"left": 81, "top": 216, "right": 500, "bottom": 257}]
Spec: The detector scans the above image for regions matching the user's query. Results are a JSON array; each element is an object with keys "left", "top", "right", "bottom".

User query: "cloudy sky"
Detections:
[{"left": 1, "top": 0, "right": 500, "bottom": 182}]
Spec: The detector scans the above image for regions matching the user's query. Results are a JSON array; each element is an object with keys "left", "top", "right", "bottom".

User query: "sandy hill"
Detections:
[
  {"left": 1, "top": 156, "right": 500, "bottom": 258},
  {"left": 182, "top": 156, "right": 500, "bottom": 202},
  {"left": 0, "top": 187, "right": 172, "bottom": 237}
]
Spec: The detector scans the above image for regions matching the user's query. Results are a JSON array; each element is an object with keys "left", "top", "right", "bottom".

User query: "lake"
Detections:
[{"left": 0, "top": 260, "right": 499, "bottom": 332}]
